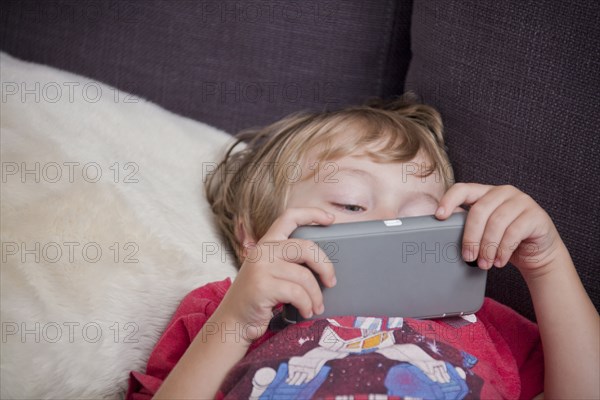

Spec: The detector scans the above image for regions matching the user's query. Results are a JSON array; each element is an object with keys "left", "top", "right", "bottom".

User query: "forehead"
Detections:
[
  {"left": 306, "top": 151, "right": 445, "bottom": 198},
  {"left": 292, "top": 117, "right": 444, "bottom": 187},
  {"left": 301, "top": 117, "right": 426, "bottom": 162},
  {"left": 343, "top": 151, "right": 441, "bottom": 180}
]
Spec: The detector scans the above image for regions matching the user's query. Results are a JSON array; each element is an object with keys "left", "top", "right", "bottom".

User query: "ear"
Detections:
[{"left": 234, "top": 216, "right": 256, "bottom": 262}]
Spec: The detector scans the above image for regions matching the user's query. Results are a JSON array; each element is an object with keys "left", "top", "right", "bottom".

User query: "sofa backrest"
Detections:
[
  {"left": 0, "top": 0, "right": 412, "bottom": 134},
  {"left": 406, "top": 0, "right": 600, "bottom": 319}
]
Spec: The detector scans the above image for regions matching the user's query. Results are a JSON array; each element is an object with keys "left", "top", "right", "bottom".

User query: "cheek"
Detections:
[{"left": 285, "top": 184, "right": 310, "bottom": 208}]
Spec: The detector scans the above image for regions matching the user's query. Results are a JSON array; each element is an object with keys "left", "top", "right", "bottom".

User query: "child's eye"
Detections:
[{"left": 333, "top": 203, "right": 366, "bottom": 212}]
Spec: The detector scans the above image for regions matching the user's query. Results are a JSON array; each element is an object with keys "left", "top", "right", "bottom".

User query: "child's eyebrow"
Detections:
[
  {"left": 337, "top": 168, "right": 376, "bottom": 182},
  {"left": 340, "top": 167, "right": 373, "bottom": 178},
  {"left": 334, "top": 169, "right": 439, "bottom": 202}
]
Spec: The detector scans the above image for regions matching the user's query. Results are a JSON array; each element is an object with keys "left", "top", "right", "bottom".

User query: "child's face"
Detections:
[{"left": 286, "top": 150, "right": 447, "bottom": 224}]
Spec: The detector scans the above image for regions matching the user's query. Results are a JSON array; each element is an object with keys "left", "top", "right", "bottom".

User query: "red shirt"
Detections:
[{"left": 127, "top": 278, "right": 544, "bottom": 399}]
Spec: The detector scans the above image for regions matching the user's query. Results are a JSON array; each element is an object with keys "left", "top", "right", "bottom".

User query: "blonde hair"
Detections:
[{"left": 205, "top": 92, "right": 454, "bottom": 266}]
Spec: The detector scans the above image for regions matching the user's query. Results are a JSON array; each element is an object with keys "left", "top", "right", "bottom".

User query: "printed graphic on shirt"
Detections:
[{"left": 246, "top": 316, "right": 482, "bottom": 399}]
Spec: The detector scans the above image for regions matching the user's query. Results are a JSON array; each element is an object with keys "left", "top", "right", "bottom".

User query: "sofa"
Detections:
[{"left": 1, "top": 0, "right": 598, "bottom": 396}]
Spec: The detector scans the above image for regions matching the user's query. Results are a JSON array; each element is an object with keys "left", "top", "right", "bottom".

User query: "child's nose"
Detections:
[{"left": 373, "top": 207, "right": 403, "bottom": 221}]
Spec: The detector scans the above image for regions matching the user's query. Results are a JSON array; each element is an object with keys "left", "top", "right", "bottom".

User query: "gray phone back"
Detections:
[{"left": 283, "top": 212, "right": 487, "bottom": 323}]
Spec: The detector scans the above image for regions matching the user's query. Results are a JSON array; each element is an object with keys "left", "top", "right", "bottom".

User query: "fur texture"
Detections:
[{"left": 0, "top": 52, "right": 238, "bottom": 398}]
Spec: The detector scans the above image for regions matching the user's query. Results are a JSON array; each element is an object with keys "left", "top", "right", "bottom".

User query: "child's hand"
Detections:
[
  {"left": 215, "top": 208, "right": 337, "bottom": 343},
  {"left": 434, "top": 183, "right": 563, "bottom": 278}
]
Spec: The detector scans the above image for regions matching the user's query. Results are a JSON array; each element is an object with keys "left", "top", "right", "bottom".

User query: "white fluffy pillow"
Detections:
[{"left": 0, "top": 52, "right": 238, "bottom": 398}]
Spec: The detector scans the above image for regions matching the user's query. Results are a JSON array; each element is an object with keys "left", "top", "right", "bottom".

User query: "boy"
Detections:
[{"left": 127, "top": 94, "right": 599, "bottom": 399}]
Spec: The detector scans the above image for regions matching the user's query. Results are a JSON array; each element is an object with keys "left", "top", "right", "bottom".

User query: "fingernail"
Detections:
[
  {"left": 493, "top": 257, "right": 501, "bottom": 267},
  {"left": 462, "top": 248, "right": 474, "bottom": 262},
  {"left": 326, "top": 212, "right": 334, "bottom": 220},
  {"left": 317, "top": 304, "right": 325, "bottom": 315},
  {"left": 435, "top": 207, "right": 445, "bottom": 217},
  {"left": 478, "top": 258, "right": 489, "bottom": 269},
  {"left": 330, "top": 276, "right": 337, "bottom": 287}
]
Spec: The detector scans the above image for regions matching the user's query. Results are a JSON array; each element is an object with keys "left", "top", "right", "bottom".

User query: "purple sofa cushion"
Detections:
[{"left": 406, "top": 0, "right": 600, "bottom": 320}]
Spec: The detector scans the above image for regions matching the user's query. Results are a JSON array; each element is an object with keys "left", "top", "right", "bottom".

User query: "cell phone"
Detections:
[{"left": 282, "top": 212, "right": 486, "bottom": 323}]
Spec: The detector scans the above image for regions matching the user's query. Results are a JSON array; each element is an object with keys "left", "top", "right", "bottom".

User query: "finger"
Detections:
[
  {"left": 496, "top": 209, "right": 538, "bottom": 268},
  {"left": 297, "top": 372, "right": 308, "bottom": 385},
  {"left": 431, "top": 365, "right": 444, "bottom": 383},
  {"left": 271, "top": 280, "right": 315, "bottom": 319},
  {"left": 287, "top": 371, "right": 306, "bottom": 386},
  {"left": 297, "top": 372, "right": 308, "bottom": 386},
  {"left": 439, "top": 365, "right": 450, "bottom": 383},
  {"left": 260, "top": 207, "right": 335, "bottom": 243},
  {"left": 460, "top": 188, "right": 515, "bottom": 263},
  {"left": 281, "top": 238, "right": 336, "bottom": 288},
  {"left": 269, "top": 260, "right": 325, "bottom": 315},
  {"left": 286, "top": 372, "right": 298, "bottom": 385},
  {"left": 435, "top": 183, "right": 493, "bottom": 220},
  {"left": 425, "top": 369, "right": 439, "bottom": 383},
  {"left": 478, "top": 198, "right": 527, "bottom": 269},
  {"left": 424, "top": 372, "right": 436, "bottom": 383}
]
